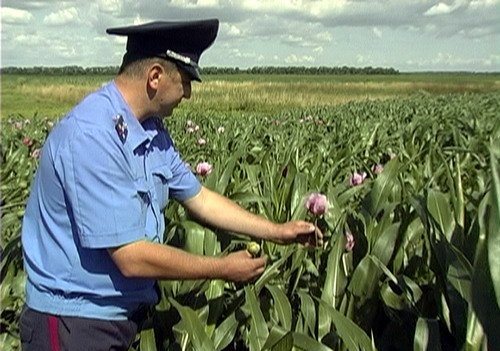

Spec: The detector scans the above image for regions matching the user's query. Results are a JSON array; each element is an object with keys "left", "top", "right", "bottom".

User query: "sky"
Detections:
[{"left": 1, "top": 0, "right": 499, "bottom": 72}]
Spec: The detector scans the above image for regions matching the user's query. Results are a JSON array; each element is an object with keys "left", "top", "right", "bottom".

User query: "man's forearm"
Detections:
[
  {"left": 182, "top": 186, "right": 281, "bottom": 242},
  {"left": 108, "top": 240, "right": 223, "bottom": 280}
]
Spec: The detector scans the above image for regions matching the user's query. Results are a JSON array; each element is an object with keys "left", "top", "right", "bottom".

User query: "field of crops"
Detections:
[{"left": 1, "top": 73, "right": 499, "bottom": 350}]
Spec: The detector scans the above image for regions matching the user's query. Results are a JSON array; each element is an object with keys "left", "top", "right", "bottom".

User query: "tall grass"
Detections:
[{"left": 1, "top": 73, "right": 499, "bottom": 119}]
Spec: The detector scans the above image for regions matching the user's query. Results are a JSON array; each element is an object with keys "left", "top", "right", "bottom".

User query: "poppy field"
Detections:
[{"left": 1, "top": 73, "right": 500, "bottom": 350}]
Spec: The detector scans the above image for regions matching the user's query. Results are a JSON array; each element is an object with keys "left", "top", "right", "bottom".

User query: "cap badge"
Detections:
[
  {"left": 165, "top": 50, "right": 200, "bottom": 70},
  {"left": 113, "top": 114, "right": 128, "bottom": 143}
]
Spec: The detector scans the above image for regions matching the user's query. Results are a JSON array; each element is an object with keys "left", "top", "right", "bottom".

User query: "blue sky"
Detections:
[{"left": 1, "top": 0, "right": 499, "bottom": 72}]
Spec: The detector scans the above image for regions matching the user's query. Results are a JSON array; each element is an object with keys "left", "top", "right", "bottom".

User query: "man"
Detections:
[{"left": 20, "top": 19, "right": 322, "bottom": 351}]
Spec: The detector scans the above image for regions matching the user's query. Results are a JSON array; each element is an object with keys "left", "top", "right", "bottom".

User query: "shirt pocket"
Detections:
[{"left": 151, "top": 165, "right": 173, "bottom": 210}]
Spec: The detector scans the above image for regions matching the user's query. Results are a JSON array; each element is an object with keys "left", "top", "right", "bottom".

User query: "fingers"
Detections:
[
  {"left": 226, "top": 250, "right": 267, "bottom": 282},
  {"left": 291, "top": 220, "right": 323, "bottom": 247}
]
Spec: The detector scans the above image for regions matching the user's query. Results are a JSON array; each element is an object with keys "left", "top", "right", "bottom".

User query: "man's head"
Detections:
[
  {"left": 107, "top": 19, "right": 219, "bottom": 82},
  {"left": 108, "top": 19, "right": 219, "bottom": 119}
]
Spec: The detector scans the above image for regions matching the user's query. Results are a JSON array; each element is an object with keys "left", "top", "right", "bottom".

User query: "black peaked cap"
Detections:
[{"left": 106, "top": 19, "right": 219, "bottom": 82}]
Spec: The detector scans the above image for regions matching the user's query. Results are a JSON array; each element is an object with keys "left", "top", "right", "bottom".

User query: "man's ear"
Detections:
[{"left": 147, "top": 64, "right": 164, "bottom": 90}]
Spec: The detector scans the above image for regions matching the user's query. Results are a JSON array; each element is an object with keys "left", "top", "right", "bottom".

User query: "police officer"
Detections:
[{"left": 20, "top": 19, "right": 322, "bottom": 351}]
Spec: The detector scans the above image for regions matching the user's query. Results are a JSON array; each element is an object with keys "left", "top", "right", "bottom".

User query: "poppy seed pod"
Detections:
[{"left": 246, "top": 242, "right": 261, "bottom": 257}]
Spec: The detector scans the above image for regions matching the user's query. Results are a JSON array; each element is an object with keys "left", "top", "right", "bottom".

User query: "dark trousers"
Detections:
[{"left": 20, "top": 306, "right": 139, "bottom": 351}]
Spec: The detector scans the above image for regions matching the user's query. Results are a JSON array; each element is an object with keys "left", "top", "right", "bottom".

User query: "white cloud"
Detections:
[
  {"left": 132, "top": 15, "right": 148, "bottom": 25},
  {"left": 13, "top": 33, "right": 43, "bottom": 46},
  {"left": 285, "top": 54, "right": 315, "bottom": 64},
  {"left": 43, "top": 7, "right": 79, "bottom": 26},
  {"left": 406, "top": 52, "right": 500, "bottom": 69},
  {"left": 470, "top": 0, "right": 500, "bottom": 8},
  {"left": 170, "top": 0, "right": 221, "bottom": 8},
  {"left": 356, "top": 54, "right": 373, "bottom": 65},
  {"left": 373, "top": 27, "right": 382, "bottom": 38},
  {"left": 424, "top": 3, "right": 454, "bottom": 16},
  {"left": 97, "top": 0, "right": 122, "bottom": 13},
  {"left": 313, "top": 46, "right": 324, "bottom": 54},
  {"left": 1, "top": 7, "right": 34, "bottom": 24},
  {"left": 424, "top": 0, "right": 468, "bottom": 16},
  {"left": 240, "top": 0, "right": 347, "bottom": 17},
  {"left": 1, "top": 0, "right": 499, "bottom": 70},
  {"left": 223, "top": 23, "right": 243, "bottom": 37},
  {"left": 315, "top": 31, "right": 333, "bottom": 43}
]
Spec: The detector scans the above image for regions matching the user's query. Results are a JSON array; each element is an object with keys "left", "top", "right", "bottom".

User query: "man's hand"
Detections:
[
  {"left": 275, "top": 221, "right": 323, "bottom": 247},
  {"left": 221, "top": 250, "right": 267, "bottom": 282}
]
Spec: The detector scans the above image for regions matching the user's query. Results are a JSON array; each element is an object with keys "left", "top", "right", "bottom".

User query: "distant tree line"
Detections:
[
  {"left": 0, "top": 65, "right": 399, "bottom": 75},
  {"left": 202, "top": 66, "right": 399, "bottom": 75}
]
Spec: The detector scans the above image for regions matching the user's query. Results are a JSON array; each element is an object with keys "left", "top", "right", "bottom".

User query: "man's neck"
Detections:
[{"left": 114, "top": 75, "right": 155, "bottom": 123}]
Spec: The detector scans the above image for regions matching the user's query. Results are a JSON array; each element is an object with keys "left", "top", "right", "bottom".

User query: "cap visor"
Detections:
[{"left": 177, "top": 63, "right": 201, "bottom": 82}]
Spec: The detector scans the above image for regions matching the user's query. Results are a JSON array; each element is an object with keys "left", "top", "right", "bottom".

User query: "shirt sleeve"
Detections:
[{"left": 55, "top": 128, "right": 147, "bottom": 249}]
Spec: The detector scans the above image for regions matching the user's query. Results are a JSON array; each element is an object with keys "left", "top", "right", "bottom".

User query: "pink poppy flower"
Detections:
[
  {"left": 196, "top": 162, "right": 213, "bottom": 176},
  {"left": 345, "top": 231, "right": 355, "bottom": 251},
  {"left": 197, "top": 138, "right": 207, "bottom": 146},
  {"left": 30, "top": 148, "right": 42, "bottom": 159},
  {"left": 349, "top": 172, "right": 367, "bottom": 186},
  {"left": 305, "top": 192, "right": 329, "bottom": 216},
  {"left": 22, "top": 137, "right": 33, "bottom": 147},
  {"left": 371, "top": 164, "right": 384, "bottom": 175}
]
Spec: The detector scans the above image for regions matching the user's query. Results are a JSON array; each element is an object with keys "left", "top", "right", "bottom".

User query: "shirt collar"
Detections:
[{"left": 107, "top": 81, "right": 159, "bottom": 151}]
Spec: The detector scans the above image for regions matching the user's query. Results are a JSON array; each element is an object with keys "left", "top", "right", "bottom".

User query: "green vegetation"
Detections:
[
  {"left": 1, "top": 73, "right": 500, "bottom": 350},
  {"left": 2, "top": 72, "right": 499, "bottom": 119}
]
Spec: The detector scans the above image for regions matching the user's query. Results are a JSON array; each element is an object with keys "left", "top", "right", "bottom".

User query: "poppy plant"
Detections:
[
  {"left": 345, "top": 231, "right": 355, "bottom": 251},
  {"left": 305, "top": 192, "right": 329, "bottom": 217},
  {"left": 196, "top": 162, "right": 213, "bottom": 176},
  {"left": 349, "top": 172, "right": 367, "bottom": 186}
]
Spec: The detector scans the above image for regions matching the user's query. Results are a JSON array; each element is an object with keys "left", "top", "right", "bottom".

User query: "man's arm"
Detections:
[
  {"left": 108, "top": 240, "right": 266, "bottom": 281},
  {"left": 182, "top": 186, "right": 322, "bottom": 246}
]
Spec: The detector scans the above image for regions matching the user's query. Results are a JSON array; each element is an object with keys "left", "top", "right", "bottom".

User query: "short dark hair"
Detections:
[{"left": 118, "top": 56, "right": 177, "bottom": 78}]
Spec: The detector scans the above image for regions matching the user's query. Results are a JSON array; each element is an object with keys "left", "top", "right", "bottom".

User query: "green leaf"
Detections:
[
  {"left": 367, "top": 158, "right": 399, "bottom": 216},
  {"left": 244, "top": 286, "right": 269, "bottom": 351},
  {"left": 487, "top": 146, "right": 500, "bottom": 305},
  {"left": 371, "top": 222, "right": 400, "bottom": 266},
  {"left": 169, "top": 298, "right": 216, "bottom": 351},
  {"left": 472, "top": 146, "right": 500, "bottom": 348},
  {"left": 427, "top": 190, "right": 455, "bottom": 241},
  {"left": 316, "top": 298, "right": 375, "bottom": 351},
  {"left": 262, "top": 325, "right": 289, "bottom": 350},
  {"left": 254, "top": 248, "right": 294, "bottom": 294},
  {"left": 139, "top": 328, "right": 157, "bottom": 351},
  {"left": 297, "top": 290, "right": 316, "bottom": 338},
  {"left": 319, "top": 235, "right": 345, "bottom": 339},
  {"left": 290, "top": 173, "right": 308, "bottom": 220},
  {"left": 291, "top": 332, "right": 334, "bottom": 351},
  {"left": 229, "top": 191, "right": 266, "bottom": 204},
  {"left": 180, "top": 220, "right": 206, "bottom": 255},
  {"left": 213, "top": 313, "right": 238, "bottom": 351},
  {"left": 211, "top": 145, "right": 245, "bottom": 194},
  {"left": 271, "top": 332, "right": 293, "bottom": 351},
  {"left": 266, "top": 284, "right": 292, "bottom": 330},
  {"left": 413, "top": 318, "right": 442, "bottom": 351},
  {"left": 348, "top": 256, "right": 383, "bottom": 302}
]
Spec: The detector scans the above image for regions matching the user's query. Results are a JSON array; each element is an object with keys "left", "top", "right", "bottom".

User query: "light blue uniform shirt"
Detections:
[{"left": 21, "top": 81, "right": 201, "bottom": 320}]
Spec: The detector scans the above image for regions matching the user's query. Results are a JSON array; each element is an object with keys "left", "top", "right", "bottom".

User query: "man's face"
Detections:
[{"left": 157, "top": 65, "right": 192, "bottom": 117}]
